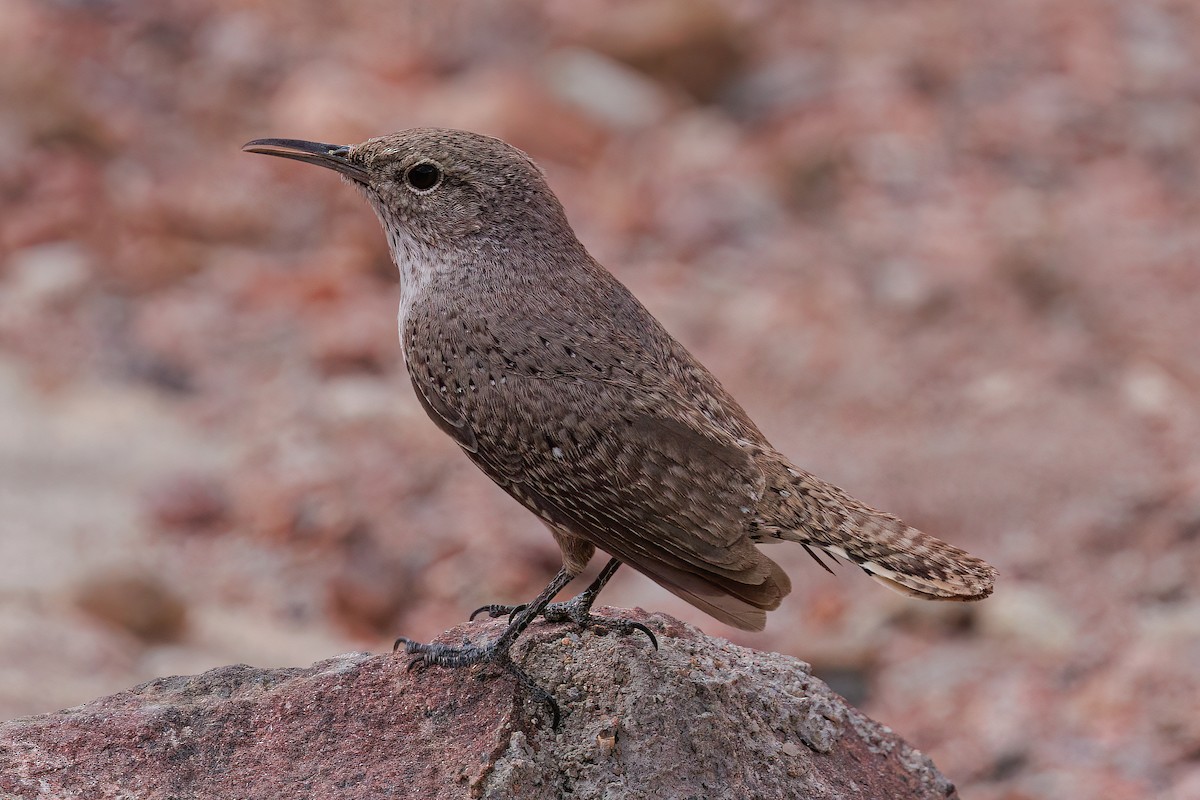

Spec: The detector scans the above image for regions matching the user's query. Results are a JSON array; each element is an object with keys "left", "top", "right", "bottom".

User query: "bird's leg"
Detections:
[
  {"left": 541, "top": 558, "right": 659, "bottom": 648},
  {"left": 395, "top": 566, "right": 576, "bottom": 727},
  {"left": 471, "top": 558, "right": 657, "bottom": 649}
]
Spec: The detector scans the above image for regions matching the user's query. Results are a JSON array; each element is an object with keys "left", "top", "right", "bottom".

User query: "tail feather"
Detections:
[
  {"left": 774, "top": 470, "right": 997, "bottom": 601},
  {"left": 800, "top": 542, "right": 838, "bottom": 576},
  {"left": 818, "top": 533, "right": 996, "bottom": 602}
]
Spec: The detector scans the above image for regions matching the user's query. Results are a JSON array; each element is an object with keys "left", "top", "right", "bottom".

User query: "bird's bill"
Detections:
[{"left": 241, "top": 138, "right": 370, "bottom": 182}]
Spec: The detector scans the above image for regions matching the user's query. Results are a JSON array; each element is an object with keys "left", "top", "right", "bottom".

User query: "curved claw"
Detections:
[
  {"left": 584, "top": 617, "right": 658, "bottom": 650},
  {"left": 544, "top": 695, "right": 561, "bottom": 730},
  {"left": 393, "top": 636, "right": 413, "bottom": 653},
  {"left": 469, "top": 603, "right": 527, "bottom": 622},
  {"left": 627, "top": 621, "right": 659, "bottom": 651},
  {"left": 507, "top": 664, "right": 561, "bottom": 729},
  {"left": 406, "top": 657, "right": 428, "bottom": 673},
  {"left": 469, "top": 604, "right": 513, "bottom": 621}
]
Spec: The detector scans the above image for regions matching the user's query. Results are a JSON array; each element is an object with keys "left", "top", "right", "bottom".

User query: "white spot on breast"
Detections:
[{"left": 552, "top": 446, "right": 565, "bottom": 460}]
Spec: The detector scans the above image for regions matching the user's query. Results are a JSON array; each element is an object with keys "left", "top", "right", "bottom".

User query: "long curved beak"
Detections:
[{"left": 242, "top": 138, "right": 370, "bottom": 183}]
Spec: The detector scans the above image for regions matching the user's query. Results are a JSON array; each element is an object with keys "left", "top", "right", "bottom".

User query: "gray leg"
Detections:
[
  {"left": 471, "top": 558, "right": 657, "bottom": 649},
  {"left": 395, "top": 565, "right": 576, "bottom": 727}
]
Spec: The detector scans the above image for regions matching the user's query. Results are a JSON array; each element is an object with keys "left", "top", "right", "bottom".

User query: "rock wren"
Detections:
[{"left": 244, "top": 129, "right": 996, "bottom": 720}]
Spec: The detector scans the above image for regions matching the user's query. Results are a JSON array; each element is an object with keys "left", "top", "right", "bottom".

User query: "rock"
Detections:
[
  {"left": 325, "top": 531, "right": 416, "bottom": 638},
  {"left": 0, "top": 241, "right": 91, "bottom": 308},
  {"left": 142, "top": 472, "right": 231, "bottom": 530},
  {"left": 977, "top": 584, "right": 1079, "bottom": 654},
  {"left": 580, "top": 0, "right": 748, "bottom": 104},
  {"left": 542, "top": 47, "right": 673, "bottom": 130},
  {"left": 71, "top": 570, "right": 188, "bottom": 643},
  {"left": 0, "top": 610, "right": 957, "bottom": 800}
]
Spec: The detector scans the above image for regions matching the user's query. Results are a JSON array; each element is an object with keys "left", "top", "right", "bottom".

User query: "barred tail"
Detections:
[
  {"left": 811, "top": 520, "right": 996, "bottom": 602},
  {"left": 776, "top": 474, "right": 997, "bottom": 601}
]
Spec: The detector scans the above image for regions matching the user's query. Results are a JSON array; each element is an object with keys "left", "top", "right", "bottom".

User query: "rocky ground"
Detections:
[
  {"left": 0, "top": 612, "right": 960, "bottom": 800},
  {"left": 1, "top": 1, "right": 1199, "bottom": 798}
]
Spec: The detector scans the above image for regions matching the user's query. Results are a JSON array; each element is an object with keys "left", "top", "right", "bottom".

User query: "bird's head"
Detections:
[{"left": 243, "top": 128, "right": 570, "bottom": 251}]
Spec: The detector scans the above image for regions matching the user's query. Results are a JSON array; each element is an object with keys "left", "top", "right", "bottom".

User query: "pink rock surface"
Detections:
[{"left": 0, "top": 611, "right": 954, "bottom": 800}]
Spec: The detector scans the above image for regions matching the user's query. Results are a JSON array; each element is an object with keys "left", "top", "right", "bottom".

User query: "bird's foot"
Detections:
[
  {"left": 393, "top": 635, "right": 560, "bottom": 727},
  {"left": 470, "top": 596, "right": 658, "bottom": 650}
]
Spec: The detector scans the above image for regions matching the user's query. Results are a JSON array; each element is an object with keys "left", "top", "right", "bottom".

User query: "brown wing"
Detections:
[{"left": 406, "top": 340, "right": 790, "bottom": 630}]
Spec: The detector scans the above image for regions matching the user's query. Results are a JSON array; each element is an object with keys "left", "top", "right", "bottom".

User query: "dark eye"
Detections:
[{"left": 404, "top": 162, "right": 442, "bottom": 192}]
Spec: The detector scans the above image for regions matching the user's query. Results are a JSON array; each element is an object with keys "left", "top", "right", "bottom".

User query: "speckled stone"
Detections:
[{"left": 0, "top": 610, "right": 955, "bottom": 800}]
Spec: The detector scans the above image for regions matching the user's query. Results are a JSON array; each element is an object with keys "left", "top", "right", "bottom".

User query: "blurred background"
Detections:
[{"left": 1, "top": 1, "right": 1198, "bottom": 797}]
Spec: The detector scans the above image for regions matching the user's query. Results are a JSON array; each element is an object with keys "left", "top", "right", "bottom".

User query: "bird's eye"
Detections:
[{"left": 404, "top": 162, "right": 443, "bottom": 193}]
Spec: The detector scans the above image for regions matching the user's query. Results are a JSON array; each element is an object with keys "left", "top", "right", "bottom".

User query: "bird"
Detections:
[{"left": 243, "top": 129, "right": 996, "bottom": 722}]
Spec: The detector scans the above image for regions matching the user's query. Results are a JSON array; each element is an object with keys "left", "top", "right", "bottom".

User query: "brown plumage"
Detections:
[{"left": 244, "top": 129, "right": 996, "bottom": 641}]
